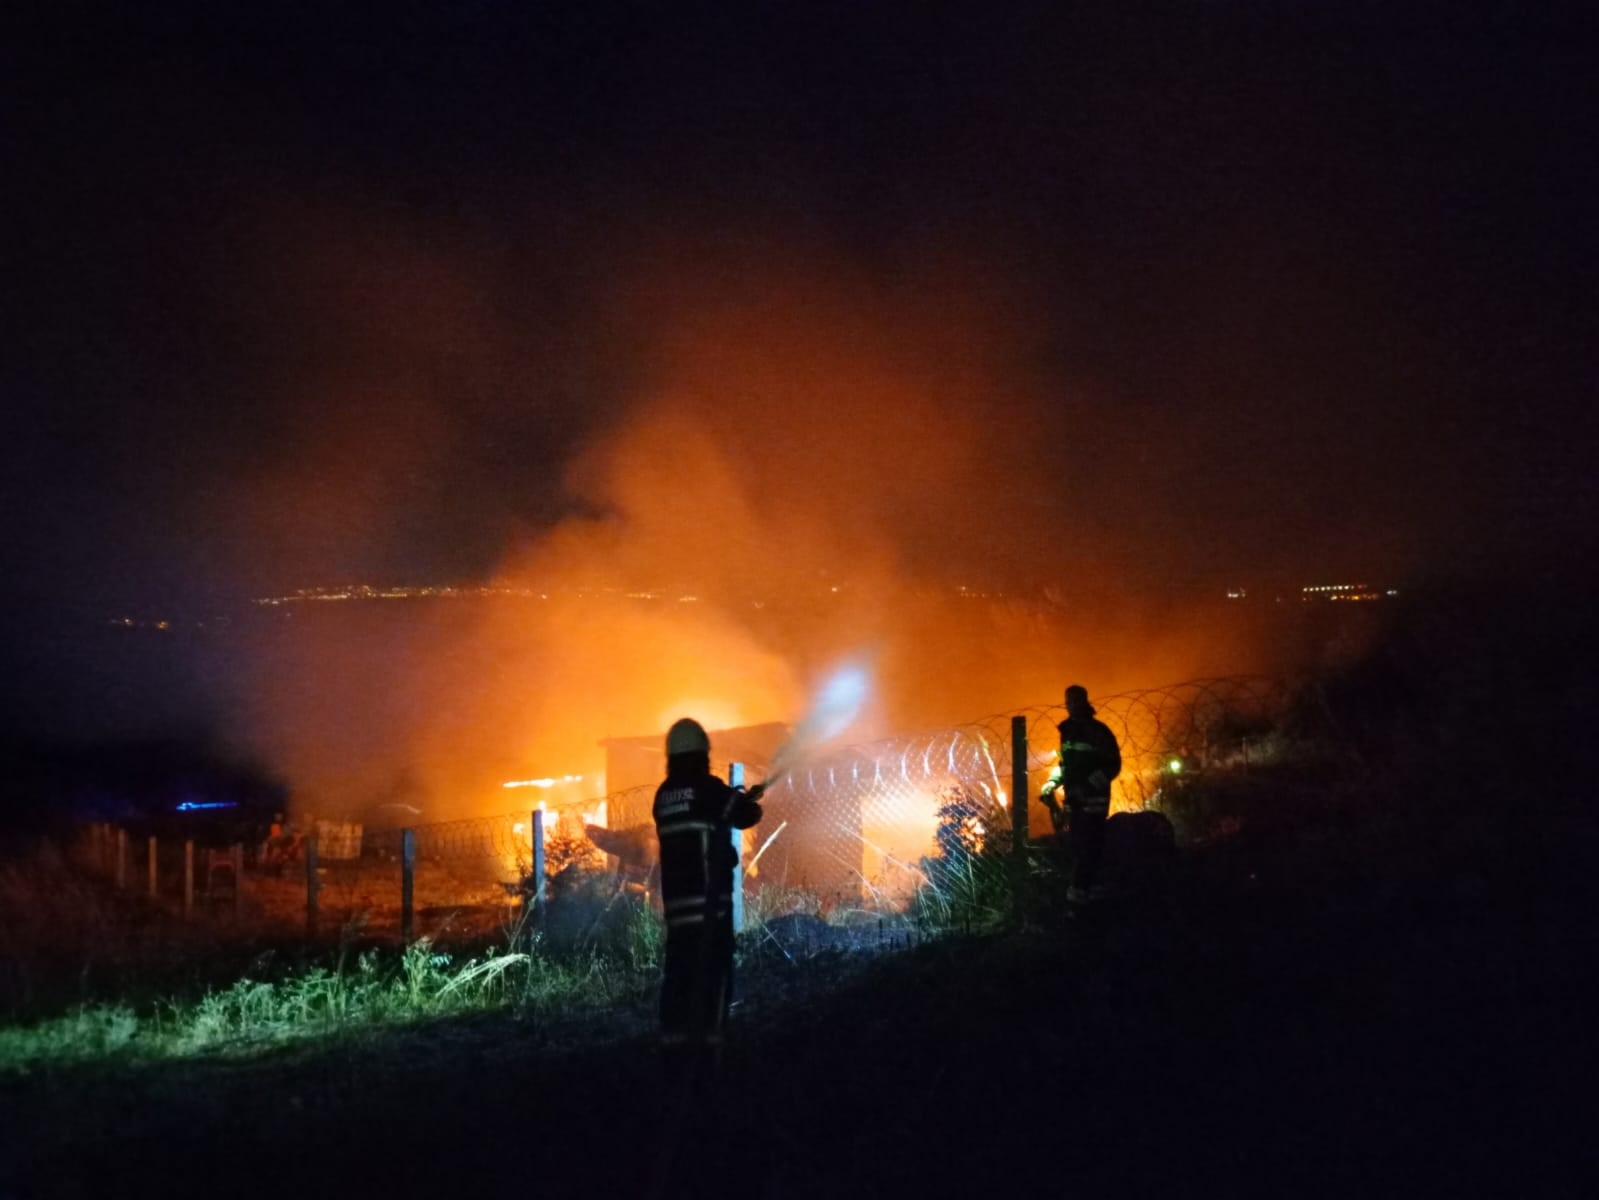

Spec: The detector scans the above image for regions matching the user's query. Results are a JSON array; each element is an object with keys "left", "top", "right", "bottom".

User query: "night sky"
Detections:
[{"left": 3, "top": 2, "right": 1594, "bottom": 735}]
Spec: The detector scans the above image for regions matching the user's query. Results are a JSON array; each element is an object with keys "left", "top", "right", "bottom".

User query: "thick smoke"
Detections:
[{"left": 217, "top": 225, "right": 1309, "bottom": 821}]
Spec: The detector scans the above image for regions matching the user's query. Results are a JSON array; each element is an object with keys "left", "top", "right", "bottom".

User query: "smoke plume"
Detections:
[{"left": 215, "top": 221, "right": 1326, "bottom": 820}]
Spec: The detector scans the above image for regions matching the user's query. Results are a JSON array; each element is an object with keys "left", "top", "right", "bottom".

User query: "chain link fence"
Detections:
[
  {"left": 742, "top": 675, "right": 1301, "bottom": 913},
  {"left": 316, "top": 676, "right": 1305, "bottom": 929},
  {"left": 82, "top": 676, "right": 1307, "bottom": 939}
]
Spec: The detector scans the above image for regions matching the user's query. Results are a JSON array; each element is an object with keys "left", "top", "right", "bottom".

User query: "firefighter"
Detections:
[
  {"left": 1039, "top": 684, "right": 1122, "bottom": 903},
  {"left": 652, "top": 717, "right": 764, "bottom": 1082}
]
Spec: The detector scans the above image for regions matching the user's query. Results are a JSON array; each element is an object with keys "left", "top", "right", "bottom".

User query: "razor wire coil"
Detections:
[{"left": 369, "top": 676, "right": 1303, "bottom": 906}]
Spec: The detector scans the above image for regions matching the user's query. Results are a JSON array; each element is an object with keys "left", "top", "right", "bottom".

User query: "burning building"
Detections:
[
  {"left": 595, "top": 719, "right": 996, "bottom": 909},
  {"left": 598, "top": 720, "right": 871, "bottom": 905}
]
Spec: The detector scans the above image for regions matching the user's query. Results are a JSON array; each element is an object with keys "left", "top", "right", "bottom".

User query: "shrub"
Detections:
[{"left": 910, "top": 786, "right": 1016, "bottom": 932}]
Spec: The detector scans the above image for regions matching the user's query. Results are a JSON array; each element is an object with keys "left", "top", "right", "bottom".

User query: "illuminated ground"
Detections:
[{"left": 4, "top": 787, "right": 1592, "bottom": 1198}]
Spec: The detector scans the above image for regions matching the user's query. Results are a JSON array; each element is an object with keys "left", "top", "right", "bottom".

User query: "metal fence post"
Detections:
[
  {"left": 401, "top": 828, "right": 416, "bottom": 944},
  {"left": 305, "top": 832, "right": 320, "bottom": 938},
  {"left": 183, "top": 840, "right": 194, "bottom": 917},
  {"left": 1011, "top": 716, "right": 1029, "bottom": 914},
  {"left": 728, "top": 762, "right": 746, "bottom": 934},
  {"left": 231, "top": 843, "right": 244, "bottom": 919},
  {"left": 529, "top": 810, "right": 546, "bottom": 930},
  {"left": 147, "top": 835, "right": 158, "bottom": 898},
  {"left": 115, "top": 828, "right": 127, "bottom": 890}
]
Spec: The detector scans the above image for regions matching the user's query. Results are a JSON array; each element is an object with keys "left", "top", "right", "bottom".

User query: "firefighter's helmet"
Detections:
[{"left": 665, "top": 718, "right": 711, "bottom": 756}]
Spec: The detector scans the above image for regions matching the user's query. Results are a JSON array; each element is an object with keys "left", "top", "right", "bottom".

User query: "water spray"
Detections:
[
  {"left": 762, "top": 662, "right": 872, "bottom": 786},
  {"left": 745, "top": 820, "right": 788, "bottom": 874}
]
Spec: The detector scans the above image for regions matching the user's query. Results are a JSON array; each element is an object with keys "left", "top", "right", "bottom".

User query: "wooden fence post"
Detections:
[
  {"left": 115, "top": 827, "right": 127, "bottom": 890},
  {"left": 183, "top": 840, "right": 194, "bottom": 917},
  {"left": 147, "top": 835, "right": 158, "bottom": 898},
  {"left": 728, "top": 762, "right": 746, "bottom": 934},
  {"left": 1011, "top": 716, "right": 1029, "bottom": 914},
  {"left": 401, "top": 828, "right": 416, "bottom": 944},
  {"left": 305, "top": 832, "right": 320, "bottom": 939},
  {"left": 231, "top": 843, "right": 244, "bottom": 919},
  {"left": 528, "top": 810, "right": 546, "bottom": 931}
]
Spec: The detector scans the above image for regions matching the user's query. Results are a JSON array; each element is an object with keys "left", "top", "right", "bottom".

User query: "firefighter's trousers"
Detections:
[
  {"left": 1068, "top": 802, "right": 1108, "bottom": 891},
  {"left": 660, "top": 907, "right": 734, "bottom": 1077}
]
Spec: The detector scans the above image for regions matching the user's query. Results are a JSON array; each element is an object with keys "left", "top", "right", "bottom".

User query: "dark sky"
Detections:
[{"left": 3, "top": 0, "right": 1594, "bottom": 632}]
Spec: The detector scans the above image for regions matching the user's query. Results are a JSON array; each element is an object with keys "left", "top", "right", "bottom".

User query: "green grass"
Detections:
[
  {"left": 0, "top": 746, "right": 1307, "bottom": 1074},
  {"left": 0, "top": 934, "right": 648, "bottom": 1073},
  {"left": 906, "top": 848, "right": 1017, "bottom": 933}
]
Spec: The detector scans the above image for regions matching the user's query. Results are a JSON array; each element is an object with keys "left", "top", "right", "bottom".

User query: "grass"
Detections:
[
  {"left": 9, "top": 752, "right": 1591, "bottom": 1199},
  {"left": 0, "top": 825, "right": 1031, "bottom": 1074},
  {"left": 0, "top": 733, "right": 1336, "bottom": 1075},
  {"left": 0, "top": 933, "right": 646, "bottom": 1073},
  {"left": 8, "top": 590, "right": 1591, "bottom": 1192},
  {"left": 0, "top": 844, "right": 683, "bottom": 1074},
  {"left": 0, "top": 822, "right": 691, "bottom": 1071},
  {"left": 903, "top": 788, "right": 1029, "bottom": 933},
  {"left": 906, "top": 845, "right": 1017, "bottom": 933},
  {"left": 0, "top": 790, "right": 1146, "bottom": 1075}
]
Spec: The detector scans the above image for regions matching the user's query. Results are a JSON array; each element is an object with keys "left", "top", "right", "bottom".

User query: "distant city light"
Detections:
[
  {"left": 1300, "top": 582, "right": 1389, "bottom": 602},
  {"left": 503, "top": 775, "right": 584, "bottom": 789},
  {"left": 240, "top": 578, "right": 1024, "bottom": 615}
]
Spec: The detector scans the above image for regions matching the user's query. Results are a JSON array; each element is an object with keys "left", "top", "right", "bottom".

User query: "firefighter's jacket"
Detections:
[
  {"left": 652, "top": 773, "right": 762, "bottom": 931},
  {"left": 1048, "top": 716, "right": 1122, "bottom": 812}
]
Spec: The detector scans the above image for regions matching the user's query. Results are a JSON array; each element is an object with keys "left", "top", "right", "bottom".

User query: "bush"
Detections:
[{"left": 909, "top": 786, "right": 1016, "bottom": 932}]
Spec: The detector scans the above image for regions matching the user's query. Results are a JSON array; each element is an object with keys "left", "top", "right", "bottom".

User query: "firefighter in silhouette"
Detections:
[
  {"left": 653, "top": 717, "right": 764, "bottom": 1081},
  {"left": 1040, "top": 684, "right": 1122, "bottom": 903}
]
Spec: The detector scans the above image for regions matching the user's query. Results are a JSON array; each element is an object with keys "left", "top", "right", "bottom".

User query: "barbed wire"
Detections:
[
  {"left": 358, "top": 676, "right": 1304, "bottom": 910},
  {"left": 740, "top": 676, "right": 1301, "bottom": 904}
]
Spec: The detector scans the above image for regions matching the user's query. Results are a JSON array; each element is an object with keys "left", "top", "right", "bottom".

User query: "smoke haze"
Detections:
[
  {"left": 215, "top": 228, "right": 1309, "bottom": 821},
  {"left": 7, "top": 4, "right": 1586, "bottom": 820}
]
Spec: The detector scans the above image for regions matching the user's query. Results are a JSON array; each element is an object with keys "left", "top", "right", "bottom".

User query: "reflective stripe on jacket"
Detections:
[
  {"left": 1055, "top": 716, "right": 1122, "bottom": 805},
  {"left": 653, "top": 773, "right": 762, "bottom": 915}
]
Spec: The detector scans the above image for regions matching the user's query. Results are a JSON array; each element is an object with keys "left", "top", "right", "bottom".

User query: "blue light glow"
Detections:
[
  {"left": 767, "top": 661, "right": 873, "bottom": 779},
  {"left": 813, "top": 667, "right": 870, "bottom": 742},
  {"left": 175, "top": 800, "right": 238, "bottom": 812}
]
